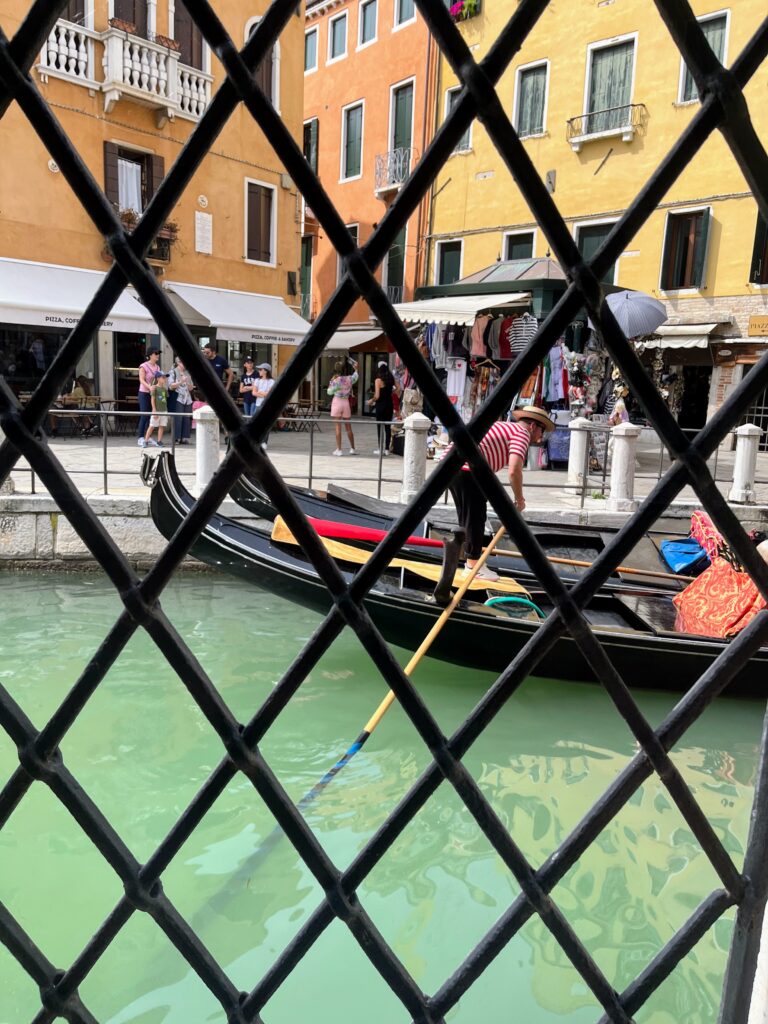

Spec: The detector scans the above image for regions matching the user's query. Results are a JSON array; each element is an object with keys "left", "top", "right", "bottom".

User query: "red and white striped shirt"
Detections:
[{"left": 440, "top": 420, "right": 532, "bottom": 473}]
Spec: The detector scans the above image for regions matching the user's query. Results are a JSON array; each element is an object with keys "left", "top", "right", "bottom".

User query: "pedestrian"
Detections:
[
  {"left": 328, "top": 357, "right": 358, "bottom": 456},
  {"left": 251, "top": 363, "right": 276, "bottom": 450},
  {"left": 141, "top": 371, "right": 169, "bottom": 448},
  {"left": 442, "top": 405, "right": 554, "bottom": 581},
  {"left": 137, "top": 347, "right": 164, "bottom": 443},
  {"left": 167, "top": 357, "right": 194, "bottom": 443},
  {"left": 367, "top": 360, "right": 397, "bottom": 456},
  {"left": 201, "top": 343, "right": 234, "bottom": 395},
  {"left": 240, "top": 356, "right": 258, "bottom": 416}
]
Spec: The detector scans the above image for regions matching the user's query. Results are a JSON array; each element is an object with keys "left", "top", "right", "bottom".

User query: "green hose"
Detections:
[{"left": 485, "top": 595, "right": 546, "bottom": 619}]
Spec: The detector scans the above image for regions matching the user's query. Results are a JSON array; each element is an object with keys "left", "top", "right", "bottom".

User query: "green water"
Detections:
[{"left": 0, "top": 574, "right": 763, "bottom": 1024}]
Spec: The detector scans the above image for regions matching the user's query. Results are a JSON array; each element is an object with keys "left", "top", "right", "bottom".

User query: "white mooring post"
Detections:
[
  {"left": 607, "top": 422, "right": 642, "bottom": 512},
  {"left": 192, "top": 404, "right": 220, "bottom": 494},
  {"left": 0, "top": 425, "right": 13, "bottom": 494},
  {"left": 401, "top": 412, "right": 431, "bottom": 504},
  {"left": 728, "top": 424, "right": 763, "bottom": 505},
  {"left": 567, "top": 417, "right": 591, "bottom": 491}
]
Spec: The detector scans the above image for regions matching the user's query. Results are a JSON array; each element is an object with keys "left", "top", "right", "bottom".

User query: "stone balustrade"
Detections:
[{"left": 38, "top": 20, "right": 212, "bottom": 125}]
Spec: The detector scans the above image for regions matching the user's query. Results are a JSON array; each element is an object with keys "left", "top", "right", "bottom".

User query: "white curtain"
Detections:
[{"left": 118, "top": 158, "right": 143, "bottom": 213}]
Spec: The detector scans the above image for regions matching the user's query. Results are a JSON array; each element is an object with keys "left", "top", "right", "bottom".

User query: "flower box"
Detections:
[
  {"left": 153, "top": 34, "right": 181, "bottom": 51},
  {"left": 449, "top": 0, "right": 481, "bottom": 22},
  {"left": 108, "top": 17, "right": 136, "bottom": 33}
]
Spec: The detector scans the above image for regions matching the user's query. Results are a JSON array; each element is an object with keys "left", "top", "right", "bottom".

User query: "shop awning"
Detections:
[
  {"left": 391, "top": 292, "right": 530, "bottom": 326},
  {"left": 165, "top": 281, "right": 309, "bottom": 346},
  {"left": 0, "top": 257, "right": 158, "bottom": 334},
  {"left": 641, "top": 323, "right": 719, "bottom": 349},
  {"left": 325, "top": 329, "right": 383, "bottom": 351}
]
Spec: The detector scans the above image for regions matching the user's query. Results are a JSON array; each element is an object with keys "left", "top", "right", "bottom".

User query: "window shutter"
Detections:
[
  {"left": 104, "top": 142, "right": 120, "bottom": 208},
  {"left": 174, "top": 0, "right": 203, "bottom": 69},
  {"left": 750, "top": 214, "right": 768, "bottom": 284},
  {"left": 150, "top": 155, "right": 165, "bottom": 199},
  {"left": 63, "top": 0, "right": 85, "bottom": 24},
  {"left": 115, "top": 0, "right": 147, "bottom": 36},
  {"left": 692, "top": 209, "right": 711, "bottom": 287},
  {"left": 259, "top": 186, "right": 272, "bottom": 262},
  {"left": 660, "top": 216, "right": 676, "bottom": 289},
  {"left": 255, "top": 48, "right": 274, "bottom": 103},
  {"left": 247, "top": 183, "right": 273, "bottom": 262}
]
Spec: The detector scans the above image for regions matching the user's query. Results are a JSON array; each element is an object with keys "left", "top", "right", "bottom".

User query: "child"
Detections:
[{"left": 144, "top": 371, "right": 169, "bottom": 448}]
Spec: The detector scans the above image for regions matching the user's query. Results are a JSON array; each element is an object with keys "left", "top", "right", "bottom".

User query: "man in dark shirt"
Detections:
[{"left": 202, "top": 343, "right": 234, "bottom": 393}]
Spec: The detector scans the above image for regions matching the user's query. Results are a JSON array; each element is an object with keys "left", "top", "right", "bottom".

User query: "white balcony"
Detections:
[
  {"left": 37, "top": 22, "right": 212, "bottom": 127},
  {"left": 37, "top": 21, "right": 99, "bottom": 88},
  {"left": 102, "top": 27, "right": 212, "bottom": 126}
]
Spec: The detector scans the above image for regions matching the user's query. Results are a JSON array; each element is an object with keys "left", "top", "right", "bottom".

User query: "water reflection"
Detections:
[{"left": 0, "top": 576, "right": 761, "bottom": 1024}]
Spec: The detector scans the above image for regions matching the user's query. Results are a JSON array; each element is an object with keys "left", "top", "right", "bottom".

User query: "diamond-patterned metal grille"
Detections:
[{"left": 1, "top": 1, "right": 768, "bottom": 1021}]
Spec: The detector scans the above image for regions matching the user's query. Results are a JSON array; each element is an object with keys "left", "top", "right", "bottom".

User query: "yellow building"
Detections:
[
  {"left": 0, "top": 0, "right": 307, "bottom": 412},
  {"left": 427, "top": 1, "right": 768, "bottom": 435}
]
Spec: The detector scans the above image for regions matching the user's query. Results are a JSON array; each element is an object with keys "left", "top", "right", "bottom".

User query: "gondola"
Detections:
[
  {"left": 145, "top": 451, "right": 768, "bottom": 695},
  {"left": 229, "top": 472, "right": 687, "bottom": 593}
]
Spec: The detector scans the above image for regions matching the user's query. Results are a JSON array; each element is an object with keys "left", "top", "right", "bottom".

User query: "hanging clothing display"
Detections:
[
  {"left": 470, "top": 315, "right": 490, "bottom": 356},
  {"left": 509, "top": 312, "right": 538, "bottom": 357},
  {"left": 445, "top": 357, "right": 468, "bottom": 413}
]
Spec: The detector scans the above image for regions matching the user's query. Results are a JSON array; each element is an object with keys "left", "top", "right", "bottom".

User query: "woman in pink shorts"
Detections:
[{"left": 327, "top": 358, "right": 358, "bottom": 456}]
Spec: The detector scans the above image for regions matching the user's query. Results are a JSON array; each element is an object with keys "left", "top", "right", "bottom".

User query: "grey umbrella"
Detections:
[{"left": 588, "top": 290, "right": 667, "bottom": 339}]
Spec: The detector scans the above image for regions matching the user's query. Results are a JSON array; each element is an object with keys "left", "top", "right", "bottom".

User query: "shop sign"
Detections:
[
  {"left": 748, "top": 315, "right": 768, "bottom": 337},
  {"left": 42, "top": 314, "right": 115, "bottom": 329}
]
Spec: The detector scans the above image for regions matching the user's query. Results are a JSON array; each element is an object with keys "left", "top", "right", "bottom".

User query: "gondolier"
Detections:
[{"left": 442, "top": 406, "right": 555, "bottom": 581}]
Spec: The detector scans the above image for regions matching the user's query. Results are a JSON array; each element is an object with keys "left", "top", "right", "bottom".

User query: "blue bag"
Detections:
[{"left": 660, "top": 537, "right": 710, "bottom": 576}]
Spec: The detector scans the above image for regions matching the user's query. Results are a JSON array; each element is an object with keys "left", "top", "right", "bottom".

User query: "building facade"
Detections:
[
  {"left": 302, "top": 0, "right": 436, "bottom": 404},
  {"left": 0, "top": 0, "right": 307, "bottom": 412},
  {"left": 427, "top": 1, "right": 768, "bottom": 438}
]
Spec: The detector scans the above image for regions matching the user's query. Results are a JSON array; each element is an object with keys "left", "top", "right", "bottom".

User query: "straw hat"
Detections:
[{"left": 512, "top": 405, "right": 555, "bottom": 433}]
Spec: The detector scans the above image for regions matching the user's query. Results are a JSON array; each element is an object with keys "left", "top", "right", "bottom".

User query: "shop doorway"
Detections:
[
  {"left": 360, "top": 351, "right": 390, "bottom": 416},
  {"left": 677, "top": 365, "right": 712, "bottom": 432}
]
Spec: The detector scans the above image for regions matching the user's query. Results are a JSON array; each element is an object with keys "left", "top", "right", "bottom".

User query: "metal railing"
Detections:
[
  {"left": 566, "top": 102, "right": 647, "bottom": 142},
  {"left": 374, "top": 145, "right": 414, "bottom": 191},
  {"left": 1, "top": 2, "right": 767, "bottom": 1023}
]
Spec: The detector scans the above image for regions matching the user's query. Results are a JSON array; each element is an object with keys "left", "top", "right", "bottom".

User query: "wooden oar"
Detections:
[
  {"left": 493, "top": 546, "right": 695, "bottom": 583},
  {"left": 271, "top": 516, "right": 529, "bottom": 596},
  {"left": 201, "top": 526, "right": 509, "bottom": 901}
]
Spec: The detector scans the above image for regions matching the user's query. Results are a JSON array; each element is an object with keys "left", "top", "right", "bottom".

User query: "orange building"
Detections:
[
  {"left": 302, "top": 0, "right": 436, "bottom": 402},
  {"left": 0, "top": 0, "right": 307, "bottom": 411}
]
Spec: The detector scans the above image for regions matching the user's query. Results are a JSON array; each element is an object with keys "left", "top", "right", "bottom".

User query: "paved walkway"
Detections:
[{"left": 5, "top": 414, "right": 768, "bottom": 516}]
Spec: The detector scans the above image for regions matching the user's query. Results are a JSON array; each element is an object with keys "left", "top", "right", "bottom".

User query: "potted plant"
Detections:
[
  {"left": 157, "top": 220, "right": 179, "bottom": 242},
  {"left": 153, "top": 34, "right": 180, "bottom": 51},
  {"left": 118, "top": 207, "right": 139, "bottom": 232},
  {"left": 108, "top": 16, "right": 136, "bottom": 33},
  {"left": 449, "top": 0, "right": 480, "bottom": 22}
]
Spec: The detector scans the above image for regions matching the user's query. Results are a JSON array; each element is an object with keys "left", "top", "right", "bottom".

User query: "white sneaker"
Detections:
[
  {"left": 332, "top": 448, "right": 343, "bottom": 456},
  {"left": 147, "top": 438, "right": 160, "bottom": 448},
  {"left": 464, "top": 564, "right": 499, "bottom": 582},
  {"left": 348, "top": 448, "right": 357, "bottom": 455},
  {"left": 373, "top": 449, "right": 381, "bottom": 455},
  {"left": 383, "top": 450, "right": 390, "bottom": 457},
  {"left": 137, "top": 437, "right": 147, "bottom": 448}
]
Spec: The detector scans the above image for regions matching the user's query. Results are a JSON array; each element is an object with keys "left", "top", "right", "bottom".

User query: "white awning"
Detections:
[
  {"left": 0, "top": 257, "right": 158, "bottom": 334},
  {"left": 391, "top": 292, "right": 530, "bottom": 326},
  {"left": 165, "top": 281, "right": 310, "bottom": 346},
  {"left": 642, "top": 323, "right": 718, "bottom": 349},
  {"left": 325, "top": 329, "right": 383, "bottom": 351}
]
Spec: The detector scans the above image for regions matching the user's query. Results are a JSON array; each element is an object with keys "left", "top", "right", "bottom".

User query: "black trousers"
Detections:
[
  {"left": 375, "top": 402, "right": 393, "bottom": 450},
  {"left": 449, "top": 472, "right": 487, "bottom": 561}
]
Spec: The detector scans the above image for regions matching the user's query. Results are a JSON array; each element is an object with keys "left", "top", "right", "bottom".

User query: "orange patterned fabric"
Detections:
[
  {"left": 690, "top": 510, "right": 724, "bottom": 562},
  {"left": 673, "top": 557, "right": 767, "bottom": 637}
]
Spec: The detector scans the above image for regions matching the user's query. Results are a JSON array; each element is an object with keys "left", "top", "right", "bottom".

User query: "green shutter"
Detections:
[
  {"left": 692, "top": 209, "right": 711, "bottom": 287},
  {"left": 439, "top": 242, "right": 461, "bottom": 285},
  {"left": 303, "top": 119, "right": 318, "bottom": 173},
  {"left": 344, "top": 106, "right": 362, "bottom": 177},
  {"left": 681, "top": 14, "right": 727, "bottom": 102},
  {"left": 304, "top": 30, "right": 316, "bottom": 71},
  {"left": 518, "top": 65, "right": 546, "bottom": 137},
  {"left": 393, "top": 84, "right": 413, "bottom": 151},
  {"left": 506, "top": 233, "right": 534, "bottom": 260},
  {"left": 578, "top": 223, "right": 615, "bottom": 285},
  {"left": 750, "top": 214, "right": 768, "bottom": 284},
  {"left": 587, "top": 41, "right": 633, "bottom": 133},
  {"left": 447, "top": 89, "right": 471, "bottom": 151}
]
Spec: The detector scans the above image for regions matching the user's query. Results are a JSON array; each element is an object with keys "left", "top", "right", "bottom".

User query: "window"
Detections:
[
  {"left": 515, "top": 62, "right": 548, "bottom": 137},
  {"left": 61, "top": 0, "right": 84, "bottom": 24},
  {"left": 390, "top": 81, "right": 414, "bottom": 152},
  {"left": 245, "top": 180, "right": 275, "bottom": 264},
  {"left": 445, "top": 88, "right": 471, "bottom": 152},
  {"left": 303, "top": 118, "right": 319, "bottom": 174},
  {"left": 395, "top": 0, "right": 415, "bottom": 25},
  {"left": 329, "top": 12, "right": 347, "bottom": 61},
  {"left": 504, "top": 231, "right": 534, "bottom": 261},
  {"left": 113, "top": 0, "right": 147, "bottom": 37},
  {"left": 337, "top": 224, "right": 359, "bottom": 285},
  {"left": 749, "top": 213, "right": 768, "bottom": 286},
  {"left": 576, "top": 221, "right": 617, "bottom": 284},
  {"left": 384, "top": 225, "right": 406, "bottom": 301},
  {"left": 679, "top": 12, "right": 727, "bottom": 102},
  {"left": 359, "top": 0, "right": 377, "bottom": 46},
  {"left": 245, "top": 19, "right": 279, "bottom": 106},
  {"left": 661, "top": 209, "right": 711, "bottom": 290},
  {"left": 341, "top": 102, "right": 363, "bottom": 180},
  {"left": 304, "top": 27, "right": 318, "bottom": 72},
  {"left": 585, "top": 39, "right": 635, "bottom": 134},
  {"left": 436, "top": 240, "right": 462, "bottom": 285},
  {"left": 175, "top": 1, "right": 203, "bottom": 69},
  {"left": 104, "top": 143, "right": 163, "bottom": 214}
]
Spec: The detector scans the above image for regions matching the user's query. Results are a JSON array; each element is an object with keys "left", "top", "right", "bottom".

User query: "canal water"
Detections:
[{"left": 0, "top": 574, "right": 763, "bottom": 1023}]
